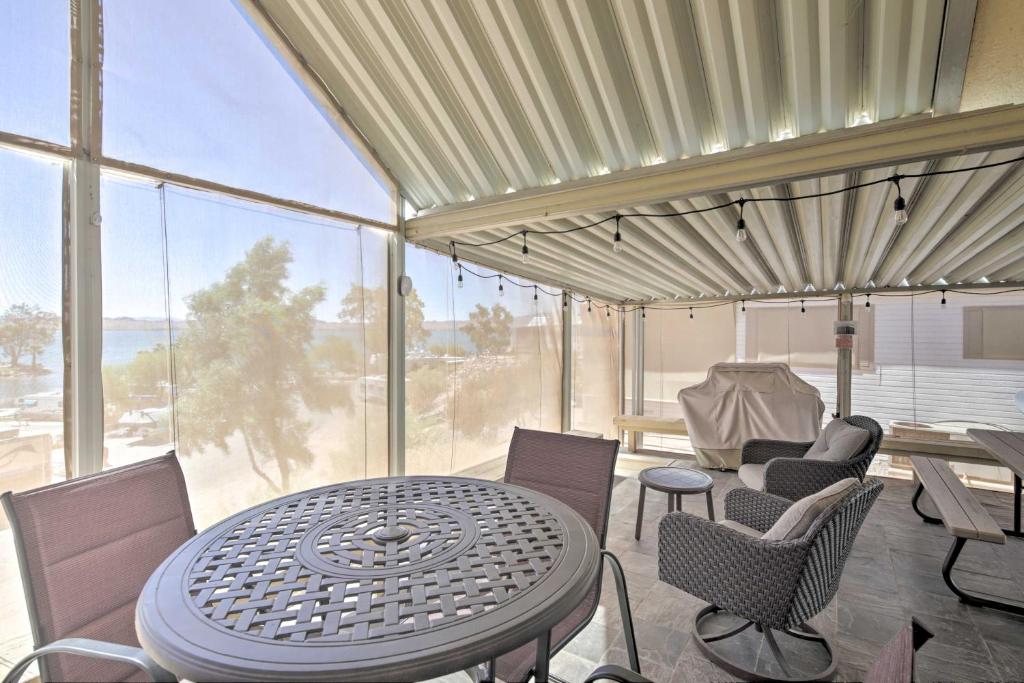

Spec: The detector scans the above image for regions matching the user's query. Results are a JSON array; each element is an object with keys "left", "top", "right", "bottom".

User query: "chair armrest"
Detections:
[
  {"left": 763, "top": 457, "right": 861, "bottom": 501},
  {"left": 658, "top": 512, "right": 809, "bottom": 626},
  {"left": 741, "top": 439, "right": 815, "bottom": 465},
  {"left": 724, "top": 488, "right": 793, "bottom": 532},
  {"left": 2, "top": 638, "right": 176, "bottom": 683},
  {"left": 585, "top": 664, "right": 653, "bottom": 682}
]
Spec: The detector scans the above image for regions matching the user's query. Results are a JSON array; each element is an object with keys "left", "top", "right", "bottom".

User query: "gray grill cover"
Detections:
[{"left": 678, "top": 363, "right": 825, "bottom": 469}]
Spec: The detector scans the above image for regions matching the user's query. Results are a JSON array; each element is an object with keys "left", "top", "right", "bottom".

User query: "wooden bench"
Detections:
[
  {"left": 910, "top": 455, "right": 1020, "bottom": 614},
  {"left": 613, "top": 415, "right": 686, "bottom": 452}
]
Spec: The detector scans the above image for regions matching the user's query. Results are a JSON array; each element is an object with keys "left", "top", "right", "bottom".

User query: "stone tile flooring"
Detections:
[{"left": 540, "top": 456, "right": 1024, "bottom": 682}]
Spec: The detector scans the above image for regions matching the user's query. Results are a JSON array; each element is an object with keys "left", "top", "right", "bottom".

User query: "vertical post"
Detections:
[
  {"left": 388, "top": 198, "right": 407, "bottom": 476},
  {"left": 837, "top": 293, "right": 853, "bottom": 418},
  {"left": 632, "top": 308, "right": 644, "bottom": 450},
  {"left": 68, "top": 0, "right": 104, "bottom": 476},
  {"left": 561, "top": 292, "right": 572, "bottom": 432},
  {"left": 617, "top": 307, "right": 626, "bottom": 417}
]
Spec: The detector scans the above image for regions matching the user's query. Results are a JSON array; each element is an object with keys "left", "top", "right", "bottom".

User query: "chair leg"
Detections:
[
  {"left": 634, "top": 485, "right": 646, "bottom": 541},
  {"left": 602, "top": 550, "right": 641, "bottom": 676},
  {"left": 693, "top": 605, "right": 836, "bottom": 683}
]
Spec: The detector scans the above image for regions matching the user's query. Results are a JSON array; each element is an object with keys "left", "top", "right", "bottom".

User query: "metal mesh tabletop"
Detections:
[
  {"left": 135, "top": 476, "right": 599, "bottom": 682},
  {"left": 638, "top": 466, "right": 714, "bottom": 493}
]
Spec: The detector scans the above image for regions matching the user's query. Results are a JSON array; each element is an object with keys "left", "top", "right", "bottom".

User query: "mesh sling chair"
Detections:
[
  {"left": 483, "top": 428, "right": 640, "bottom": 683},
  {"left": 2, "top": 452, "right": 195, "bottom": 683},
  {"left": 739, "top": 415, "right": 883, "bottom": 501},
  {"left": 659, "top": 479, "right": 884, "bottom": 682}
]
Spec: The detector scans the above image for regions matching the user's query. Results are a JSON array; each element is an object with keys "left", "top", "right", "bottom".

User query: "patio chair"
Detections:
[
  {"left": 737, "top": 415, "right": 882, "bottom": 500},
  {"left": 659, "top": 478, "right": 884, "bottom": 682},
  {"left": 488, "top": 427, "right": 640, "bottom": 683},
  {"left": 2, "top": 452, "right": 194, "bottom": 683}
]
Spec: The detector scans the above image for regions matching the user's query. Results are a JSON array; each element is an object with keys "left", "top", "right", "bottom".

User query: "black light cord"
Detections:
[{"left": 446, "top": 152, "right": 1024, "bottom": 257}]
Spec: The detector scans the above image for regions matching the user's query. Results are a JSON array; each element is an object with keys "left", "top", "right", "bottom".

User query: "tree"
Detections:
[
  {"left": 463, "top": 303, "right": 513, "bottom": 355},
  {"left": 339, "top": 284, "right": 429, "bottom": 355},
  {"left": 174, "top": 237, "right": 335, "bottom": 492},
  {"left": 0, "top": 304, "right": 59, "bottom": 369},
  {"left": 311, "top": 335, "right": 358, "bottom": 375}
]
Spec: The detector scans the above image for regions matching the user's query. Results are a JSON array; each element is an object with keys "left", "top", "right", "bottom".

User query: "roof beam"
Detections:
[{"left": 406, "top": 104, "right": 1024, "bottom": 240}]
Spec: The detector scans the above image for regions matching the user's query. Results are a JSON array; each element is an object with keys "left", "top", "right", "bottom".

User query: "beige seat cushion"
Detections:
[
  {"left": 719, "top": 519, "right": 763, "bottom": 538},
  {"left": 737, "top": 463, "right": 765, "bottom": 491},
  {"left": 805, "top": 419, "right": 870, "bottom": 462},
  {"left": 762, "top": 478, "right": 859, "bottom": 541}
]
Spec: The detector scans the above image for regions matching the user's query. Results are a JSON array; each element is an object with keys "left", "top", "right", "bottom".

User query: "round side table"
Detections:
[{"left": 635, "top": 466, "right": 715, "bottom": 540}]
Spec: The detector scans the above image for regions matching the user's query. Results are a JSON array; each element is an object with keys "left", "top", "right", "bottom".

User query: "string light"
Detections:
[
  {"left": 498, "top": 275, "right": 504, "bottom": 297},
  {"left": 641, "top": 305, "right": 646, "bottom": 319},
  {"left": 445, "top": 154, "right": 1024, "bottom": 266},
  {"left": 563, "top": 292, "right": 568, "bottom": 309},
  {"left": 689, "top": 307, "right": 694, "bottom": 319},
  {"left": 892, "top": 175, "right": 908, "bottom": 227},
  {"left": 741, "top": 299, "right": 746, "bottom": 313},
  {"left": 735, "top": 198, "right": 748, "bottom": 243},
  {"left": 800, "top": 300, "right": 806, "bottom": 314},
  {"left": 865, "top": 293, "right": 870, "bottom": 308},
  {"left": 533, "top": 284, "right": 538, "bottom": 301},
  {"left": 606, "top": 307, "right": 611, "bottom": 318},
  {"left": 457, "top": 264, "right": 463, "bottom": 289},
  {"left": 521, "top": 231, "right": 529, "bottom": 264},
  {"left": 941, "top": 290, "right": 947, "bottom": 305},
  {"left": 587, "top": 297, "right": 592, "bottom": 313}
]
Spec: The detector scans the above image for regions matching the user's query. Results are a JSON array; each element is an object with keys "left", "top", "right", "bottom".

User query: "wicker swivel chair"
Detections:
[
  {"left": 2, "top": 452, "right": 194, "bottom": 683},
  {"left": 486, "top": 428, "right": 640, "bottom": 683},
  {"left": 739, "top": 415, "right": 883, "bottom": 501},
  {"left": 658, "top": 479, "right": 884, "bottom": 682}
]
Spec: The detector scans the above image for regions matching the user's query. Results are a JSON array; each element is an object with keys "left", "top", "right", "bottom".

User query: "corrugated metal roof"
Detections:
[
  {"left": 250, "top": 0, "right": 1024, "bottom": 302},
  {"left": 255, "top": 0, "right": 947, "bottom": 210},
  {"left": 418, "top": 147, "right": 1024, "bottom": 302}
]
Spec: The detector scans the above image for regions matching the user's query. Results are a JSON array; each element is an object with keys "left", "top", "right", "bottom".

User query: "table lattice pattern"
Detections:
[{"left": 186, "top": 478, "right": 566, "bottom": 643}]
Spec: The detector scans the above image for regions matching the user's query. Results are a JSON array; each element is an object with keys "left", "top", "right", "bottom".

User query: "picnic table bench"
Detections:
[{"left": 910, "top": 455, "right": 1021, "bottom": 615}]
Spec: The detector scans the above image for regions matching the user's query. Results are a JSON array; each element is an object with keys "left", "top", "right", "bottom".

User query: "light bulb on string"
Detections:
[
  {"left": 865, "top": 294, "right": 870, "bottom": 308},
  {"left": 498, "top": 275, "right": 504, "bottom": 297},
  {"left": 450, "top": 241, "right": 458, "bottom": 264},
  {"left": 689, "top": 307, "right": 694, "bottom": 320},
  {"left": 641, "top": 306, "right": 646, "bottom": 319},
  {"left": 457, "top": 264, "right": 463, "bottom": 289},
  {"left": 533, "top": 285, "right": 538, "bottom": 301},
  {"left": 892, "top": 175, "right": 908, "bottom": 227},
  {"left": 606, "top": 307, "right": 611, "bottom": 318},
  {"left": 735, "top": 198, "right": 748, "bottom": 242},
  {"left": 587, "top": 297, "right": 592, "bottom": 313},
  {"left": 741, "top": 299, "right": 746, "bottom": 313},
  {"left": 941, "top": 290, "right": 947, "bottom": 305},
  {"left": 521, "top": 232, "right": 529, "bottom": 264},
  {"left": 800, "top": 300, "right": 806, "bottom": 315},
  {"left": 563, "top": 293, "right": 568, "bottom": 309},
  {"left": 612, "top": 215, "right": 624, "bottom": 254}
]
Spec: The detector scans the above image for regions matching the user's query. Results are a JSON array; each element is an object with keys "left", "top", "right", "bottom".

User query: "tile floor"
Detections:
[{"left": 537, "top": 456, "right": 1024, "bottom": 682}]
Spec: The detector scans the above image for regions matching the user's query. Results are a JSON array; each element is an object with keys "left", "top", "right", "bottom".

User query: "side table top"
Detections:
[{"left": 639, "top": 466, "right": 714, "bottom": 493}]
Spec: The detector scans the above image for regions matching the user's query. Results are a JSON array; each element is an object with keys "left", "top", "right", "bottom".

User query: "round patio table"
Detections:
[{"left": 135, "top": 476, "right": 599, "bottom": 682}]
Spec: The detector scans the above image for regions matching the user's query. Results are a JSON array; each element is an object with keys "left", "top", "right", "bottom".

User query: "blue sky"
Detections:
[{"left": 0, "top": 0, "right": 548, "bottom": 323}]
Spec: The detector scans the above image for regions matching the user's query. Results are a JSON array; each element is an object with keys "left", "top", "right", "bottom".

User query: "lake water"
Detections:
[{"left": 0, "top": 327, "right": 472, "bottom": 405}]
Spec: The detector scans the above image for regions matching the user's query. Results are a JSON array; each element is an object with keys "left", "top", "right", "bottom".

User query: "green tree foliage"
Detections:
[
  {"left": 427, "top": 343, "right": 466, "bottom": 357},
  {"left": 310, "top": 335, "right": 359, "bottom": 375},
  {"left": 103, "top": 344, "right": 170, "bottom": 415},
  {"left": 174, "top": 237, "right": 336, "bottom": 492},
  {"left": 339, "top": 285, "right": 429, "bottom": 354},
  {"left": 464, "top": 303, "right": 513, "bottom": 355},
  {"left": 0, "top": 303, "right": 59, "bottom": 368}
]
